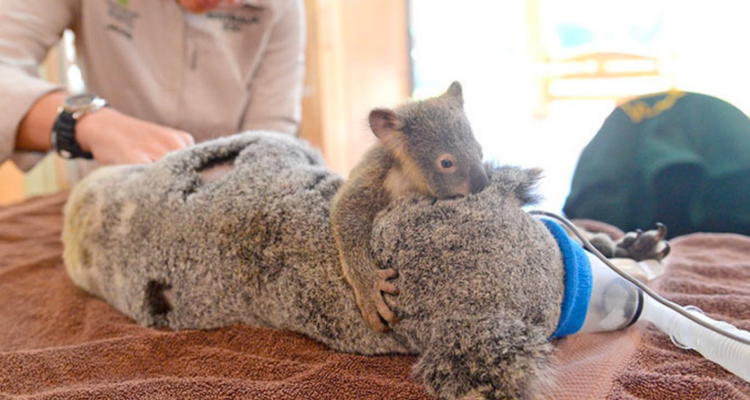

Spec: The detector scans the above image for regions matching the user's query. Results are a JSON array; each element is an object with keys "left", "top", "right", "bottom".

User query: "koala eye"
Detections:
[{"left": 436, "top": 154, "right": 458, "bottom": 173}]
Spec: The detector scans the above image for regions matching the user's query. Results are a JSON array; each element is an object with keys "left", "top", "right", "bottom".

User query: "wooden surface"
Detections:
[
  {"left": 0, "top": 161, "right": 24, "bottom": 205},
  {"left": 300, "top": 0, "right": 410, "bottom": 176}
]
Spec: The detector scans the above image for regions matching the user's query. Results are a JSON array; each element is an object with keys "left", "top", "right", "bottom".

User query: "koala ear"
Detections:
[
  {"left": 369, "top": 108, "right": 403, "bottom": 145},
  {"left": 444, "top": 81, "right": 464, "bottom": 106}
]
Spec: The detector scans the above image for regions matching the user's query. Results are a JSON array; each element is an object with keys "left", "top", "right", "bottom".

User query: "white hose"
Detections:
[{"left": 640, "top": 295, "right": 750, "bottom": 382}]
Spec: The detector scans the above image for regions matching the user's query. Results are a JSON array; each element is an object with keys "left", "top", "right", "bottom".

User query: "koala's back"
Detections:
[
  {"left": 63, "top": 132, "right": 411, "bottom": 353},
  {"left": 373, "top": 166, "right": 564, "bottom": 346}
]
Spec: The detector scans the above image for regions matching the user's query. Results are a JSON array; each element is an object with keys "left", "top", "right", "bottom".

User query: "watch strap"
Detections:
[{"left": 52, "top": 110, "right": 94, "bottom": 160}]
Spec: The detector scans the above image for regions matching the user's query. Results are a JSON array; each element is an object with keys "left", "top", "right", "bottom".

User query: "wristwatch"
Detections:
[{"left": 51, "top": 92, "right": 107, "bottom": 159}]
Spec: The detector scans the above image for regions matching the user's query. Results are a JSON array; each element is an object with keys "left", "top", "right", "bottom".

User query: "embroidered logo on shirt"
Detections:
[
  {"left": 206, "top": 10, "right": 260, "bottom": 32},
  {"left": 106, "top": 0, "right": 140, "bottom": 39},
  {"left": 620, "top": 90, "right": 686, "bottom": 124}
]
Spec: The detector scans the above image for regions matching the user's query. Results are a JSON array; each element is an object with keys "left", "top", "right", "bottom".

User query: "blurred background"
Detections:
[{"left": 3, "top": 0, "right": 750, "bottom": 213}]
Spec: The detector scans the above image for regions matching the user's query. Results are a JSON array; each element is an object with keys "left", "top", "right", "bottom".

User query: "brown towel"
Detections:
[
  {"left": 0, "top": 193, "right": 430, "bottom": 399},
  {"left": 3, "top": 193, "right": 750, "bottom": 399}
]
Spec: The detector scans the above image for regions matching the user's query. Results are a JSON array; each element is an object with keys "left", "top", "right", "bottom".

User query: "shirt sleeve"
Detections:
[
  {"left": 240, "top": 0, "right": 306, "bottom": 136},
  {"left": 0, "top": 0, "right": 79, "bottom": 169}
]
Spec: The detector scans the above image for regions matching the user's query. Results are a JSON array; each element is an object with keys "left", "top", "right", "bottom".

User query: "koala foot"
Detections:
[
  {"left": 614, "top": 223, "right": 671, "bottom": 261},
  {"left": 354, "top": 268, "right": 401, "bottom": 332}
]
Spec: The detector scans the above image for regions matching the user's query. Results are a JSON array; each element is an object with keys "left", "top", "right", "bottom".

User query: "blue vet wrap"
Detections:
[{"left": 539, "top": 218, "right": 593, "bottom": 338}]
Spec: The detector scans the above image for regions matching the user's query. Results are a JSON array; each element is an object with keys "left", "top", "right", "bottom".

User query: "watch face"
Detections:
[
  {"left": 63, "top": 93, "right": 107, "bottom": 118},
  {"left": 65, "top": 93, "right": 98, "bottom": 108}
]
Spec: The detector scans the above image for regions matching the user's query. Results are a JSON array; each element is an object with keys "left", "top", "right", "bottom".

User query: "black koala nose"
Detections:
[{"left": 470, "top": 164, "right": 489, "bottom": 194}]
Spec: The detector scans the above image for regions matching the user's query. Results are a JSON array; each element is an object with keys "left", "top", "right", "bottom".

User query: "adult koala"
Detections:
[{"left": 63, "top": 130, "right": 666, "bottom": 399}]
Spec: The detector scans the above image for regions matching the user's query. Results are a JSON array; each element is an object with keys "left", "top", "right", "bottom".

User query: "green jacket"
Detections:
[{"left": 564, "top": 91, "right": 750, "bottom": 237}]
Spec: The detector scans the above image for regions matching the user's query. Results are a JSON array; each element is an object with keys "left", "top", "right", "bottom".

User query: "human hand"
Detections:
[{"left": 76, "top": 108, "right": 195, "bottom": 165}]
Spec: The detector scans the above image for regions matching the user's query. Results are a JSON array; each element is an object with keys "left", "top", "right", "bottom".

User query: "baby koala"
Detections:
[{"left": 330, "top": 82, "right": 489, "bottom": 332}]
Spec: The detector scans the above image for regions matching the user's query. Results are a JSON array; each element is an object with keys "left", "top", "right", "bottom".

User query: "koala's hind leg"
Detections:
[
  {"left": 573, "top": 223, "right": 670, "bottom": 262},
  {"left": 613, "top": 223, "right": 670, "bottom": 261}
]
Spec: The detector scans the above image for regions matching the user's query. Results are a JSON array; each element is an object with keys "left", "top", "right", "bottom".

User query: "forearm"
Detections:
[
  {"left": 16, "top": 90, "right": 67, "bottom": 152},
  {"left": 0, "top": 0, "right": 77, "bottom": 165},
  {"left": 331, "top": 181, "right": 388, "bottom": 266},
  {"left": 18, "top": 89, "right": 196, "bottom": 166},
  {"left": 331, "top": 200, "right": 379, "bottom": 286},
  {"left": 330, "top": 174, "right": 400, "bottom": 332}
]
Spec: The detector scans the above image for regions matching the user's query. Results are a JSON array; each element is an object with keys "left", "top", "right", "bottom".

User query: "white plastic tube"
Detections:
[
  {"left": 640, "top": 295, "right": 750, "bottom": 382},
  {"left": 578, "top": 253, "right": 642, "bottom": 334}
]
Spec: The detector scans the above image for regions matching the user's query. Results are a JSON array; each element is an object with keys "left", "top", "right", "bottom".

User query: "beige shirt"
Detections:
[{"left": 0, "top": 0, "right": 305, "bottom": 169}]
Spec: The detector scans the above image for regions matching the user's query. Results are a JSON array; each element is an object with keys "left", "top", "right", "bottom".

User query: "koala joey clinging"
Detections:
[{"left": 330, "top": 81, "right": 489, "bottom": 332}]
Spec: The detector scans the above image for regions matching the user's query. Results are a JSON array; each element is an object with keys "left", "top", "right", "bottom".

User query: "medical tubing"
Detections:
[
  {"left": 577, "top": 252, "right": 644, "bottom": 334},
  {"left": 641, "top": 295, "right": 750, "bottom": 382},
  {"left": 528, "top": 210, "right": 750, "bottom": 347}
]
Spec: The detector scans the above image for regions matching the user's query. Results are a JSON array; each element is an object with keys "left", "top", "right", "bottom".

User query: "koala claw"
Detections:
[
  {"left": 654, "top": 222, "right": 668, "bottom": 241},
  {"left": 357, "top": 268, "right": 401, "bottom": 332},
  {"left": 614, "top": 223, "right": 671, "bottom": 261},
  {"left": 377, "top": 268, "right": 400, "bottom": 295}
]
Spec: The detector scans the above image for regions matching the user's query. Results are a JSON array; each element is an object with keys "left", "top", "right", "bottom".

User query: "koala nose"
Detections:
[{"left": 469, "top": 164, "right": 489, "bottom": 194}]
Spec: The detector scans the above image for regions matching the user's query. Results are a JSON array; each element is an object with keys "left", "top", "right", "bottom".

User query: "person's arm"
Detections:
[
  {"left": 240, "top": 0, "right": 306, "bottom": 135},
  {"left": 0, "top": 0, "right": 76, "bottom": 168},
  {"left": 2, "top": 1, "right": 194, "bottom": 167},
  {"left": 17, "top": 90, "right": 196, "bottom": 166},
  {"left": 15, "top": 91, "right": 67, "bottom": 153}
]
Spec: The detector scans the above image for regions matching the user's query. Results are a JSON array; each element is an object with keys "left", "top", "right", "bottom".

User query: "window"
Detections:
[{"left": 410, "top": 0, "right": 750, "bottom": 213}]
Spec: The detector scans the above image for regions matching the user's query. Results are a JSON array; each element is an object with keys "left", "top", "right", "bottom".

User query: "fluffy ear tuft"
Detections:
[
  {"left": 486, "top": 166, "right": 544, "bottom": 207},
  {"left": 445, "top": 81, "right": 464, "bottom": 106},
  {"left": 369, "top": 108, "right": 403, "bottom": 144}
]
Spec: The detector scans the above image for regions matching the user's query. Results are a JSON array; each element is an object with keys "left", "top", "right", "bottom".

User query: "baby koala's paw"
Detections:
[
  {"left": 614, "top": 223, "right": 670, "bottom": 261},
  {"left": 355, "top": 268, "right": 401, "bottom": 332}
]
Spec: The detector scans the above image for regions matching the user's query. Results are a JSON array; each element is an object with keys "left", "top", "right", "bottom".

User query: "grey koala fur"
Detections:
[{"left": 64, "top": 130, "right": 565, "bottom": 399}]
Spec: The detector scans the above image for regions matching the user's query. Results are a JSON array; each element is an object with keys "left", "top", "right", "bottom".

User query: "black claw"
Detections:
[
  {"left": 661, "top": 242, "right": 671, "bottom": 258},
  {"left": 655, "top": 222, "right": 668, "bottom": 240}
]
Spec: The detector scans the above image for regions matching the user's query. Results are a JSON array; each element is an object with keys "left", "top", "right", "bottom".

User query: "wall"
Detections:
[
  {"left": 301, "top": 0, "right": 410, "bottom": 176},
  {"left": 0, "top": 162, "right": 24, "bottom": 205}
]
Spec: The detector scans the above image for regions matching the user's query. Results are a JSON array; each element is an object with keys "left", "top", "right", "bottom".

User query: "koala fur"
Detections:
[{"left": 63, "top": 131, "right": 565, "bottom": 399}]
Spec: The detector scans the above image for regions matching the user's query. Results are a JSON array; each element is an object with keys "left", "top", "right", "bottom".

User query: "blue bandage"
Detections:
[{"left": 539, "top": 218, "right": 593, "bottom": 338}]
